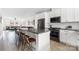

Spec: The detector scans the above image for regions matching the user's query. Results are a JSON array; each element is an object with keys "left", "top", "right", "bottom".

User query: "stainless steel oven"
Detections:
[{"left": 50, "top": 28, "right": 60, "bottom": 42}]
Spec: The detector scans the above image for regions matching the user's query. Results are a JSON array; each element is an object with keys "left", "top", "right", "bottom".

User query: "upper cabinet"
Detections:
[
  {"left": 74, "top": 8, "right": 79, "bottom": 22},
  {"left": 49, "top": 8, "right": 61, "bottom": 17},
  {"left": 54, "top": 8, "right": 61, "bottom": 17},
  {"left": 61, "top": 8, "right": 75, "bottom": 22}
]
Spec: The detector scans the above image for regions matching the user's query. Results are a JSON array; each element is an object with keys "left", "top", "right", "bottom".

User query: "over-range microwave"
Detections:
[{"left": 50, "top": 16, "right": 61, "bottom": 23}]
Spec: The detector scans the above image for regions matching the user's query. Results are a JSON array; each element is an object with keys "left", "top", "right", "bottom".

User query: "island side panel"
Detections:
[{"left": 36, "top": 31, "right": 50, "bottom": 51}]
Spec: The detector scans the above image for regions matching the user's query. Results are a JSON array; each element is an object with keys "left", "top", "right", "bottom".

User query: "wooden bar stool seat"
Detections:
[
  {"left": 28, "top": 38, "right": 36, "bottom": 42},
  {"left": 17, "top": 32, "right": 23, "bottom": 50}
]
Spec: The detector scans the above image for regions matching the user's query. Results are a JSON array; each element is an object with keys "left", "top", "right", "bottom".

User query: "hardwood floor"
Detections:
[{"left": 50, "top": 40, "right": 77, "bottom": 51}]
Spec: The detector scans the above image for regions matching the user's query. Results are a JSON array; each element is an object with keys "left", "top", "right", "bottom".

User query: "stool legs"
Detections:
[{"left": 16, "top": 31, "right": 36, "bottom": 51}]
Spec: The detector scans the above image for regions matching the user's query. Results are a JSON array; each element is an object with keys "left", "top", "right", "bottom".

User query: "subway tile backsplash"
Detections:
[{"left": 50, "top": 22, "right": 79, "bottom": 29}]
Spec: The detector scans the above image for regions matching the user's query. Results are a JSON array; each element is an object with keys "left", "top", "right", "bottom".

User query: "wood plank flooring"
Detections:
[{"left": 50, "top": 40, "right": 77, "bottom": 51}]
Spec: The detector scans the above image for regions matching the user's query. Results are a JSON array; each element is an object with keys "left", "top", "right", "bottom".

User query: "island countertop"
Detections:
[
  {"left": 19, "top": 28, "right": 50, "bottom": 34},
  {"left": 6, "top": 26, "right": 50, "bottom": 34}
]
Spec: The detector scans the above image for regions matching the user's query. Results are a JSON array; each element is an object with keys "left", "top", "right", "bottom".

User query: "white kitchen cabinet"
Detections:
[
  {"left": 74, "top": 9, "right": 78, "bottom": 22},
  {"left": 36, "top": 31, "right": 50, "bottom": 51},
  {"left": 60, "top": 30, "right": 67, "bottom": 43},
  {"left": 54, "top": 8, "right": 61, "bottom": 17},
  {"left": 60, "top": 30, "right": 72, "bottom": 45},
  {"left": 60, "top": 30, "right": 79, "bottom": 46},
  {"left": 74, "top": 8, "right": 79, "bottom": 22},
  {"left": 61, "top": 9, "right": 67, "bottom": 22},
  {"left": 61, "top": 8, "right": 75, "bottom": 22},
  {"left": 74, "top": 32, "right": 79, "bottom": 47},
  {"left": 49, "top": 8, "right": 61, "bottom": 17}
]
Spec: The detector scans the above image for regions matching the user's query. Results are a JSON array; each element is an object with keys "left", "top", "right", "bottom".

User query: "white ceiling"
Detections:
[{"left": 0, "top": 8, "right": 50, "bottom": 18}]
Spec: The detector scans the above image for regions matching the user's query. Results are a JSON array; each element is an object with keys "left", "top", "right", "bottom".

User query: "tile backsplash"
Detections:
[{"left": 50, "top": 22, "right": 79, "bottom": 29}]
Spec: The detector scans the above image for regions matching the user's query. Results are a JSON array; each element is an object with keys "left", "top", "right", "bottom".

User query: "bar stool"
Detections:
[
  {"left": 28, "top": 37, "right": 36, "bottom": 50},
  {"left": 15, "top": 31, "right": 21, "bottom": 50},
  {"left": 20, "top": 33, "right": 25, "bottom": 50},
  {"left": 23, "top": 35, "right": 36, "bottom": 51},
  {"left": 17, "top": 32, "right": 36, "bottom": 51},
  {"left": 17, "top": 32, "right": 23, "bottom": 50},
  {"left": 22, "top": 35, "right": 30, "bottom": 50}
]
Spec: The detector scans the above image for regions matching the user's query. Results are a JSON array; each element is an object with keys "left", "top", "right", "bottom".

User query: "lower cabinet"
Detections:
[{"left": 60, "top": 30, "right": 79, "bottom": 47}]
